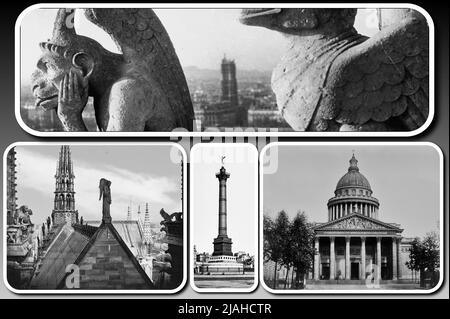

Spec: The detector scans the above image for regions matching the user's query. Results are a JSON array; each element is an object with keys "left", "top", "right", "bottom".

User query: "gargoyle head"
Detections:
[
  {"left": 19, "top": 205, "right": 32, "bottom": 214},
  {"left": 31, "top": 9, "right": 104, "bottom": 110},
  {"left": 240, "top": 8, "right": 357, "bottom": 36}
]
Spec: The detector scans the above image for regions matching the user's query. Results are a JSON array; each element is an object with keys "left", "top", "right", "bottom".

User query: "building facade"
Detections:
[
  {"left": 193, "top": 57, "right": 248, "bottom": 128},
  {"left": 221, "top": 57, "right": 238, "bottom": 107},
  {"left": 312, "top": 154, "right": 414, "bottom": 282},
  {"left": 6, "top": 147, "right": 39, "bottom": 289},
  {"left": 6, "top": 148, "right": 18, "bottom": 225}
]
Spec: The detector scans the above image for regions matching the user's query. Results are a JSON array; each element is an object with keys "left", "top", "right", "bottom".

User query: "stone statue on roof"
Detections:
[{"left": 99, "top": 178, "right": 112, "bottom": 223}]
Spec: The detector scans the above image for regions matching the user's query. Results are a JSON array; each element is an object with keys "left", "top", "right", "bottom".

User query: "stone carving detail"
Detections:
[
  {"left": 31, "top": 8, "right": 194, "bottom": 132},
  {"left": 240, "top": 8, "right": 429, "bottom": 132},
  {"left": 99, "top": 178, "right": 112, "bottom": 223},
  {"left": 160, "top": 209, "right": 183, "bottom": 225},
  {"left": 7, "top": 206, "right": 35, "bottom": 244},
  {"left": 13, "top": 205, "right": 33, "bottom": 225},
  {"left": 328, "top": 216, "right": 384, "bottom": 230}
]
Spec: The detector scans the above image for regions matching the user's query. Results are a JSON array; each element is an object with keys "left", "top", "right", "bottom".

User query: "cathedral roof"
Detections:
[
  {"left": 335, "top": 154, "right": 372, "bottom": 191},
  {"left": 85, "top": 220, "right": 146, "bottom": 257},
  {"left": 31, "top": 220, "right": 154, "bottom": 290}
]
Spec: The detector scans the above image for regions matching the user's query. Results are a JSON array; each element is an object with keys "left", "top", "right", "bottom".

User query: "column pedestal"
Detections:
[
  {"left": 392, "top": 237, "right": 398, "bottom": 280},
  {"left": 361, "top": 237, "right": 366, "bottom": 280},
  {"left": 345, "top": 237, "right": 351, "bottom": 280},
  {"left": 314, "top": 237, "right": 320, "bottom": 280},
  {"left": 330, "top": 237, "right": 336, "bottom": 280},
  {"left": 397, "top": 239, "right": 402, "bottom": 279},
  {"left": 376, "top": 237, "right": 382, "bottom": 281}
]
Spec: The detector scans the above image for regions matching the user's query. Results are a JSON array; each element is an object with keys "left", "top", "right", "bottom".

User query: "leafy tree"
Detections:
[
  {"left": 288, "top": 212, "right": 316, "bottom": 289},
  {"left": 263, "top": 211, "right": 290, "bottom": 288},
  {"left": 264, "top": 210, "right": 316, "bottom": 289},
  {"left": 406, "top": 231, "right": 440, "bottom": 274}
]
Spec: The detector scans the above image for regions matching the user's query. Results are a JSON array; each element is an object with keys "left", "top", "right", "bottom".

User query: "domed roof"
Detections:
[{"left": 336, "top": 154, "right": 372, "bottom": 191}]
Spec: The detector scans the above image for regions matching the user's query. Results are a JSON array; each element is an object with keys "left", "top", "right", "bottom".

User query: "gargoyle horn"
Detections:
[{"left": 52, "top": 8, "right": 77, "bottom": 45}]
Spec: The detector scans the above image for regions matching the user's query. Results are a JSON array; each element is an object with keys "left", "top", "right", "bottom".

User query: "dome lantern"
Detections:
[{"left": 327, "top": 153, "right": 380, "bottom": 222}]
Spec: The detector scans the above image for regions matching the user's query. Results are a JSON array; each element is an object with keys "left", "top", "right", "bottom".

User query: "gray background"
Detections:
[{"left": 0, "top": 3, "right": 448, "bottom": 299}]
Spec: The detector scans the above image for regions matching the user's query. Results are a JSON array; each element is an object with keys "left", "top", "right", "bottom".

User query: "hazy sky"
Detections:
[
  {"left": 262, "top": 145, "right": 441, "bottom": 238},
  {"left": 191, "top": 144, "right": 257, "bottom": 255},
  {"left": 20, "top": 8, "right": 380, "bottom": 83},
  {"left": 14, "top": 145, "right": 183, "bottom": 227}
]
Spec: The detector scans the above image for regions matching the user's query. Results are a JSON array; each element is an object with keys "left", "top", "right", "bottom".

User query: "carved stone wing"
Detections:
[
  {"left": 325, "top": 15, "right": 429, "bottom": 131},
  {"left": 84, "top": 9, "right": 194, "bottom": 129}
]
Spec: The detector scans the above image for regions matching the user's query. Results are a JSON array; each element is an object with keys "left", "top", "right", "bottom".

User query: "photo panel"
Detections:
[
  {"left": 260, "top": 142, "right": 443, "bottom": 294},
  {"left": 16, "top": 4, "right": 433, "bottom": 137},
  {"left": 3, "top": 142, "right": 187, "bottom": 293},
  {"left": 190, "top": 143, "right": 258, "bottom": 293}
]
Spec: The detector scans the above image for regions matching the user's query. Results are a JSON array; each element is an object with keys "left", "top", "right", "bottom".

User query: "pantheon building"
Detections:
[{"left": 312, "top": 154, "right": 414, "bottom": 282}]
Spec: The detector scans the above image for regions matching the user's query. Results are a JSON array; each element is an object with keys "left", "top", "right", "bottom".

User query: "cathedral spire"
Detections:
[
  {"left": 127, "top": 206, "right": 132, "bottom": 221},
  {"left": 143, "top": 203, "right": 152, "bottom": 245},
  {"left": 52, "top": 145, "right": 78, "bottom": 225}
]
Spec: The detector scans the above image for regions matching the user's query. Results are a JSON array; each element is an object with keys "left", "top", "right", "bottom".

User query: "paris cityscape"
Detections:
[{"left": 20, "top": 57, "right": 291, "bottom": 132}]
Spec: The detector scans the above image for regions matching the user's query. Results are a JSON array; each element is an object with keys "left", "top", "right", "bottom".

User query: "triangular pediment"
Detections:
[{"left": 313, "top": 213, "right": 402, "bottom": 232}]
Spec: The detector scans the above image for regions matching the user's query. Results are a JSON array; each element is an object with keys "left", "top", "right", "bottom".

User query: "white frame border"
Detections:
[
  {"left": 259, "top": 142, "right": 444, "bottom": 295},
  {"left": 3, "top": 141, "right": 188, "bottom": 295},
  {"left": 189, "top": 143, "right": 259, "bottom": 293},
  {"left": 15, "top": 3, "right": 435, "bottom": 137}
]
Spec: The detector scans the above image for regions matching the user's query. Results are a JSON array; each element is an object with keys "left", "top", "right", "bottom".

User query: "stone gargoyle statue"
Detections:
[
  {"left": 240, "top": 8, "right": 429, "bottom": 131},
  {"left": 31, "top": 8, "right": 194, "bottom": 132},
  {"left": 14, "top": 205, "right": 33, "bottom": 225}
]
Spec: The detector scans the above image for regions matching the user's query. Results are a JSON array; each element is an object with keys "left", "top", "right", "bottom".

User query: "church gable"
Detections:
[
  {"left": 31, "top": 224, "right": 92, "bottom": 289},
  {"left": 68, "top": 224, "right": 154, "bottom": 290},
  {"left": 314, "top": 214, "right": 402, "bottom": 232}
]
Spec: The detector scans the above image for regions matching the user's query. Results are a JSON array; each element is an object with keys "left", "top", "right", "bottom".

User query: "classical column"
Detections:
[
  {"left": 314, "top": 237, "right": 320, "bottom": 280},
  {"left": 376, "top": 237, "right": 382, "bottom": 281},
  {"left": 361, "top": 237, "right": 366, "bottom": 280},
  {"left": 213, "top": 166, "right": 233, "bottom": 256},
  {"left": 217, "top": 167, "right": 229, "bottom": 237},
  {"left": 397, "top": 238, "right": 402, "bottom": 279},
  {"left": 345, "top": 236, "right": 351, "bottom": 280},
  {"left": 392, "top": 237, "right": 398, "bottom": 280},
  {"left": 330, "top": 237, "right": 336, "bottom": 280}
]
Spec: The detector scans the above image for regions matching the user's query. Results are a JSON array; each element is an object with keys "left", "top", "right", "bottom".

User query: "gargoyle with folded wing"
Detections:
[{"left": 240, "top": 8, "right": 429, "bottom": 132}]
